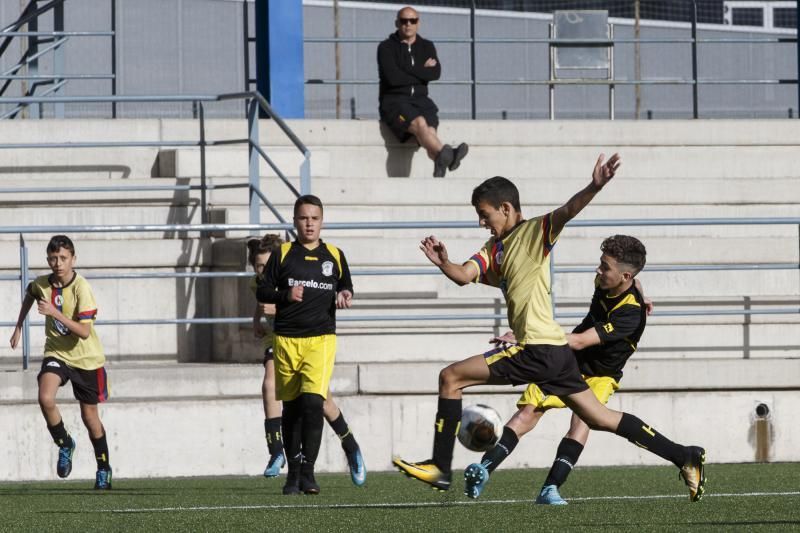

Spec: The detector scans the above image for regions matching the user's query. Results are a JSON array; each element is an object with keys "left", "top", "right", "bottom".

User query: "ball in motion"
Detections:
[{"left": 457, "top": 404, "right": 503, "bottom": 452}]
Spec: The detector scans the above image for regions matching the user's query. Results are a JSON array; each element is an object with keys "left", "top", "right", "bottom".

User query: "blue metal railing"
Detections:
[{"left": 3, "top": 217, "right": 799, "bottom": 369}]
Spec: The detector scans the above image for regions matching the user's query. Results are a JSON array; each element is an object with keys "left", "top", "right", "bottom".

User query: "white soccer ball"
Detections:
[{"left": 457, "top": 404, "right": 503, "bottom": 452}]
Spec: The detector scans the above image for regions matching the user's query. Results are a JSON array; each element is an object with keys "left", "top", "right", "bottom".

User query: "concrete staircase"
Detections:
[{"left": 1, "top": 118, "right": 798, "bottom": 480}]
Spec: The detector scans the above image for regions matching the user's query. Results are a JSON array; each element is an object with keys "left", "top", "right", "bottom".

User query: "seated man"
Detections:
[{"left": 377, "top": 5, "right": 468, "bottom": 178}]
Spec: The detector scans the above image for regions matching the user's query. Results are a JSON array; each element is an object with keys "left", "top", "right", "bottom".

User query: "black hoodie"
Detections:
[{"left": 377, "top": 31, "right": 441, "bottom": 101}]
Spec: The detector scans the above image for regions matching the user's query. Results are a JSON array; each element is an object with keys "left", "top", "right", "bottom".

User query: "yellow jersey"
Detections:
[
  {"left": 467, "top": 214, "right": 566, "bottom": 346},
  {"left": 27, "top": 272, "right": 105, "bottom": 370}
]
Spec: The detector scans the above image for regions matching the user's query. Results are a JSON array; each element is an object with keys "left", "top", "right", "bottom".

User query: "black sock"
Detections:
[
  {"left": 265, "top": 417, "right": 284, "bottom": 456},
  {"left": 299, "top": 393, "right": 325, "bottom": 466},
  {"left": 480, "top": 426, "right": 519, "bottom": 473},
  {"left": 432, "top": 397, "right": 461, "bottom": 473},
  {"left": 282, "top": 399, "right": 303, "bottom": 465},
  {"left": 328, "top": 412, "right": 359, "bottom": 455},
  {"left": 90, "top": 433, "right": 111, "bottom": 470},
  {"left": 544, "top": 437, "right": 584, "bottom": 487},
  {"left": 615, "top": 412, "right": 686, "bottom": 467},
  {"left": 47, "top": 420, "right": 71, "bottom": 447}
]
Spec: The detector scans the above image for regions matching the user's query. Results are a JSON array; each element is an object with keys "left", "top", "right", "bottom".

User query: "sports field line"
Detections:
[{"left": 100, "top": 491, "right": 800, "bottom": 514}]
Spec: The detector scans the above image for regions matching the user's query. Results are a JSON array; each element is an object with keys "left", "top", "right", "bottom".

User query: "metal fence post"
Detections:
[
  {"left": 691, "top": 0, "right": 699, "bottom": 119},
  {"left": 111, "top": 0, "right": 117, "bottom": 118},
  {"left": 248, "top": 98, "right": 261, "bottom": 225},
  {"left": 198, "top": 101, "right": 208, "bottom": 224},
  {"left": 53, "top": 0, "right": 64, "bottom": 118},
  {"left": 797, "top": 0, "right": 800, "bottom": 117},
  {"left": 470, "top": 1, "right": 477, "bottom": 120},
  {"left": 19, "top": 235, "right": 30, "bottom": 370}
]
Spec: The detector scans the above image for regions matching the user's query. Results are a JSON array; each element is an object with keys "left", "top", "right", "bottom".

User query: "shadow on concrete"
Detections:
[{"left": 379, "top": 122, "right": 420, "bottom": 178}]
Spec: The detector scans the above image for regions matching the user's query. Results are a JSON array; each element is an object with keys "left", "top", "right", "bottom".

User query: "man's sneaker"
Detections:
[
  {"left": 433, "top": 145, "right": 454, "bottom": 178},
  {"left": 299, "top": 464, "right": 320, "bottom": 495},
  {"left": 535, "top": 484, "right": 567, "bottom": 505},
  {"left": 680, "top": 446, "right": 707, "bottom": 502},
  {"left": 56, "top": 437, "right": 75, "bottom": 478},
  {"left": 393, "top": 457, "right": 451, "bottom": 491},
  {"left": 346, "top": 448, "right": 367, "bottom": 487},
  {"left": 448, "top": 142, "right": 469, "bottom": 171},
  {"left": 94, "top": 468, "right": 112, "bottom": 490},
  {"left": 463, "top": 463, "right": 489, "bottom": 499},
  {"left": 263, "top": 451, "right": 286, "bottom": 478},
  {"left": 282, "top": 468, "right": 301, "bottom": 495}
]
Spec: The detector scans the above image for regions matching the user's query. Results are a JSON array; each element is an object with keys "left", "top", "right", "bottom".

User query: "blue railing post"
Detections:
[
  {"left": 248, "top": 97, "right": 261, "bottom": 225},
  {"left": 300, "top": 151, "right": 311, "bottom": 195},
  {"left": 19, "top": 234, "right": 30, "bottom": 370}
]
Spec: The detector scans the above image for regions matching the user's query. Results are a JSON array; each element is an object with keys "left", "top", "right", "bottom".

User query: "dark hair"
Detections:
[
  {"left": 294, "top": 194, "right": 324, "bottom": 217},
  {"left": 247, "top": 234, "right": 284, "bottom": 268},
  {"left": 46, "top": 235, "right": 75, "bottom": 256},
  {"left": 601, "top": 235, "right": 646, "bottom": 275},
  {"left": 471, "top": 176, "right": 521, "bottom": 211}
]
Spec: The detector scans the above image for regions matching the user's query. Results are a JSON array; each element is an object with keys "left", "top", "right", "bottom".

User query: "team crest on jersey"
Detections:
[
  {"left": 603, "top": 323, "right": 615, "bottom": 334},
  {"left": 321, "top": 261, "right": 334, "bottom": 277},
  {"left": 54, "top": 319, "right": 70, "bottom": 336},
  {"left": 495, "top": 250, "right": 504, "bottom": 265},
  {"left": 54, "top": 294, "right": 64, "bottom": 306}
]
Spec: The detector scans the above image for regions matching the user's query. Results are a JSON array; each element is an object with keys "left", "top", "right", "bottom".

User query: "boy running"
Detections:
[
  {"left": 248, "top": 234, "right": 365, "bottom": 486},
  {"left": 10, "top": 235, "right": 112, "bottom": 490},
  {"left": 393, "top": 155, "right": 707, "bottom": 502},
  {"left": 256, "top": 195, "right": 359, "bottom": 495},
  {"left": 464, "top": 235, "right": 651, "bottom": 503}
]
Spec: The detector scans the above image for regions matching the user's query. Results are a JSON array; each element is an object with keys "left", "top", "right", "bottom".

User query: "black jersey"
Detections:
[
  {"left": 573, "top": 278, "right": 646, "bottom": 381},
  {"left": 256, "top": 240, "right": 353, "bottom": 337}
]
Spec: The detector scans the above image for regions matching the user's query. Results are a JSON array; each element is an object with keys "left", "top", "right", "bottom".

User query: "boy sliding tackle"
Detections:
[
  {"left": 464, "top": 235, "right": 651, "bottom": 503},
  {"left": 394, "top": 154, "right": 707, "bottom": 502}
]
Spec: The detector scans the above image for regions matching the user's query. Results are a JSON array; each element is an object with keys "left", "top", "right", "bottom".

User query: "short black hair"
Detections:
[
  {"left": 294, "top": 194, "right": 324, "bottom": 217},
  {"left": 46, "top": 235, "right": 75, "bottom": 256},
  {"left": 601, "top": 235, "right": 646, "bottom": 275},
  {"left": 471, "top": 176, "right": 521, "bottom": 211},
  {"left": 246, "top": 234, "right": 284, "bottom": 268}
]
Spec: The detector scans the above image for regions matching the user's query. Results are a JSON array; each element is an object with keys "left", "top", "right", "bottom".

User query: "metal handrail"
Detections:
[{"left": 6, "top": 216, "right": 799, "bottom": 369}]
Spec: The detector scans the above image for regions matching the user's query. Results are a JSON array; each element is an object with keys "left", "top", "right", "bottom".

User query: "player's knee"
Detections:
[
  {"left": 37, "top": 393, "right": 55, "bottom": 411},
  {"left": 262, "top": 376, "right": 275, "bottom": 397},
  {"left": 300, "top": 393, "right": 324, "bottom": 415},
  {"left": 438, "top": 365, "right": 458, "bottom": 390},
  {"left": 409, "top": 115, "right": 427, "bottom": 133}
]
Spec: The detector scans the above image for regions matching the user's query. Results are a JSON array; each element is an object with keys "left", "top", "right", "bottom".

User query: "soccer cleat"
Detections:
[
  {"left": 535, "top": 484, "right": 567, "bottom": 505},
  {"left": 393, "top": 457, "right": 451, "bottom": 491},
  {"left": 299, "top": 464, "right": 320, "bottom": 495},
  {"left": 56, "top": 437, "right": 76, "bottom": 478},
  {"left": 94, "top": 468, "right": 112, "bottom": 490},
  {"left": 463, "top": 463, "right": 489, "bottom": 499},
  {"left": 433, "top": 145, "right": 454, "bottom": 178},
  {"left": 448, "top": 142, "right": 469, "bottom": 172},
  {"left": 263, "top": 451, "right": 286, "bottom": 478},
  {"left": 680, "top": 446, "right": 707, "bottom": 502},
  {"left": 346, "top": 448, "right": 367, "bottom": 487},
  {"left": 282, "top": 469, "right": 301, "bottom": 496}
]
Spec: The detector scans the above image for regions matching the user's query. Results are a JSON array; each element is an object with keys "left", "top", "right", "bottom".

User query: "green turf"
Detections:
[{"left": 1, "top": 463, "right": 798, "bottom": 532}]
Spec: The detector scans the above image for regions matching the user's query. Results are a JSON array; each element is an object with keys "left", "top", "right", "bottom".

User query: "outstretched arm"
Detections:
[
  {"left": 550, "top": 153, "right": 621, "bottom": 237},
  {"left": 420, "top": 235, "right": 478, "bottom": 286}
]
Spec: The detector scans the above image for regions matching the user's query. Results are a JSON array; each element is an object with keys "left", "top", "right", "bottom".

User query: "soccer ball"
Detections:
[{"left": 457, "top": 404, "right": 503, "bottom": 452}]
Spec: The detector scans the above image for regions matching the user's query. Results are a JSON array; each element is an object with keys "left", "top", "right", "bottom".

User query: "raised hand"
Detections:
[
  {"left": 592, "top": 152, "right": 621, "bottom": 189},
  {"left": 420, "top": 235, "right": 449, "bottom": 267}
]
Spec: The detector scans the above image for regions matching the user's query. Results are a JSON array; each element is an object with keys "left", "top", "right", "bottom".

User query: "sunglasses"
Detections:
[{"left": 398, "top": 17, "right": 419, "bottom": 25}]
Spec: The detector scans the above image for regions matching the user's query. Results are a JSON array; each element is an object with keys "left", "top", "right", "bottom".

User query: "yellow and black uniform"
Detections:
[
  {"left": 517, "top": 277, "right": 647, "bottom": 409},
  {"left": 28, "top": 272, "right": 108, "bottom": 404},
  {"left": 256, "top": 240, "right": 353, "bottom": 401},
  {"left": 249, "top": 275, "right": 276, "bottom": 362},
  {"left": 468, "top": 214, "right": 588, "bottom": 397}
]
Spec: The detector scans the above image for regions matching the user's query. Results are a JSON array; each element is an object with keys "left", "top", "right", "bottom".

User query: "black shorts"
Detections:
[
  {"left": 262, "top": 347, "right": 274, "bottom": 366},
  {"left": 380, "top": 95, "right": 439, "bottom": 142},
  {"left": 484, "top": 343, "right": 589, "bottom": 397},
  {"left": 37, "top": 356, "right": 109, "bottom": 405}
]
